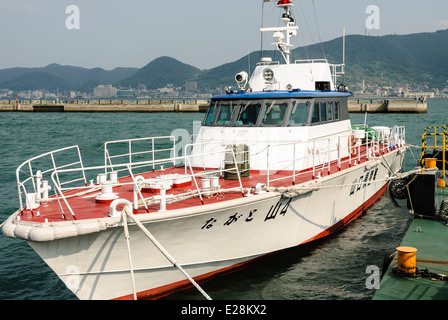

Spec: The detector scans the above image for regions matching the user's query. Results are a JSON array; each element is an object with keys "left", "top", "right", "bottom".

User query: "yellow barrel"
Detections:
[
  {"left": 425, "top": 158, "right": 437, "bottom": 168},
  {"left": 396, "top": 246, "right": 417, "bottom": 273}
]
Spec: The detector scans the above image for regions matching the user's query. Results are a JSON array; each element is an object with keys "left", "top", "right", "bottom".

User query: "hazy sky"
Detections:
[{"left": 0, "top": 0, "right": 447, "bottom": 70}]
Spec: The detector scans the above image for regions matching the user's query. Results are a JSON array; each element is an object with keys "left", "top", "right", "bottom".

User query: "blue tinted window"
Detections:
[
  {"left": 204, "top": 102, "right": 217, "bottom": 125},
  {"left": 236, "top": 102, "right": 262, "bottom": 125},
  {"left": 288, "top": 102, "right": 310, "bottom": 125}
]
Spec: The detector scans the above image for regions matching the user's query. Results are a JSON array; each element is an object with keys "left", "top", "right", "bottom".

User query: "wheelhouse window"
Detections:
[
  {"left": 327, "top": 102, "right": 333, "bottom": 121},
  {"left": 236, "top": 102, "right": 262, "bottom": 126},
  {"left": 215, "top": 102, "right": 237, "bottom": 125},
  {"left": 334, "top": 102, "right": 340, "bottom": 120},
  {"left": 288, "top": 101, "right": 310, "bottom": 126},
  {"left": 319, "top": 102, "right": 327, "bottom": 122},
  {"left": 204, "top": 97, "right": 344, "bottom": 127},
  {"left": 203, "top": 101, "right": 217, "bottom": 125},
  {"left": 311, "top": 100, "right": 343, "bottom": 124},
  {"left": 311, "top": 103, "right": 320, "bottom": 124},
  {"left": 261, "top": 101, "right": 288, "bottom": 126}
]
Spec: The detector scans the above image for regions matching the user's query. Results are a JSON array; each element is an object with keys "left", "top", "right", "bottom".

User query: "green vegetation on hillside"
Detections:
[{"left": 1, "top": 29, "right": 447, "bottom": 93}]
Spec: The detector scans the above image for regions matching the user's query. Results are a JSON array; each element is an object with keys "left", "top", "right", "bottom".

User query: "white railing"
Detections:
[
  {"left": 16, "top": 126, "right": 406, "bottom": 218},
  {"left": 329, "top": 64, "right": 345, "bottom": 87},
  {"left": 45, "top": 146, "right": 246, "bottom": 219},
  {"left": 104, "top": 136, "right": 176, "bottom": 176},
  {"left": 16, "top": 145, "right": 87, "bottom": 212},
  {"left": 294, "top": 59, "right": 328, "bottom": 64}
]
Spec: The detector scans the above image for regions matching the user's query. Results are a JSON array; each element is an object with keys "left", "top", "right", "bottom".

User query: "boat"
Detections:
[
  {"left": 1, "top": 0, "right": 407, "bottom": 300},
  {"left": 374, "top": 125, "right": 448, "bottom": 300}
]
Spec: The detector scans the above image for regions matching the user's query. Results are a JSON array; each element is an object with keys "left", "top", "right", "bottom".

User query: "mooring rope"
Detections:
[
  {"left": 122, "top": 204, "right": 212, "bottom": 300},
  {"left": 392, "top": 267, "right": 448, "bottom": 281},
  {"left": 266, "top": 177, "right": 392, "bottom": 198}
]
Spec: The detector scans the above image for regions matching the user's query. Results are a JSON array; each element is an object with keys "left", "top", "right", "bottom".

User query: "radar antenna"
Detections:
[{"left": 260, "top": 0, "right": 298, "bottom": 64}]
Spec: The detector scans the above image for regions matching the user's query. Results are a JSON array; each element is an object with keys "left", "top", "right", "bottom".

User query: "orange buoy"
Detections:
[{"left": 396, "top": 246, "right": 417, "bottom": 273}]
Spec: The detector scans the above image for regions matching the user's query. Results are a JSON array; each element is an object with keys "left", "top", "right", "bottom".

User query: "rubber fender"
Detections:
[{"left": 389, "top": 178, "right": 408, "bottom": 200}]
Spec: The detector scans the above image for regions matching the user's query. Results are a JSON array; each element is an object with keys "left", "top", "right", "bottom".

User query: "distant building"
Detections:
[
  {"left": 116, "top": 89, "right": 136, "bottom": 98},
  {"left": 158, "top": 87, "right": 174, "bottom": 93},
  {"left": 44, "top": 92, "right": 57, "bottom": 99},
  {"left": 17, "top": 90, "right": 31, "bottom": 99},
  {"left": 405, "top": 92, "right": 435, "bottom": 98},
  {"left": 94, "top": 85, "right": 117, "bottom": 98},
  {"left": 32, "top": 90, "right": 44, "bottom": 99},
  {"left": 186, "top": 81, "right": 197, "bottom": 91},
  {"left": 137, "top": 83, "right": 147, "bottom": 91}
]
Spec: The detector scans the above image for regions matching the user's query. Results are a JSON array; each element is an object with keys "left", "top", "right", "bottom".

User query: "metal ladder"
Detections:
[{"left": 421, "top": 125, "right": 448, "bottom": 184}]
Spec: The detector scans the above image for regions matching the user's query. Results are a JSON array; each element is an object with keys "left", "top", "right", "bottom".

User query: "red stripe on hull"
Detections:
[
  {"left": 113, "top": 182, "right": 389, "bottom": 300},
  {"left": 299, "top": 182, "right": 388, "bottom": 245}
]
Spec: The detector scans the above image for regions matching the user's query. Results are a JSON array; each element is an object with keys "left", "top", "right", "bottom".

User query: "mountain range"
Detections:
[{"left": 1, "top": 29, "right": 447, "bottom": 93}]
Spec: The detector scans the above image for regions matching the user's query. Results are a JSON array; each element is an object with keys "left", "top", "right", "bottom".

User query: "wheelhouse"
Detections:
[{"left": 203, "top": 92, "right": 350, "bottom": 128}]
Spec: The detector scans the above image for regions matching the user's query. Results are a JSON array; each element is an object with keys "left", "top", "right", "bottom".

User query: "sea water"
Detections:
[{"left": 0, "top": 99, "right": 446, "bottom": 300}]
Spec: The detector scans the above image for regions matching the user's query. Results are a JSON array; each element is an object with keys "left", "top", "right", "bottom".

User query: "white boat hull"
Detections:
[{"left": 27, "top": 148, "right": 405, "bottom": 300}]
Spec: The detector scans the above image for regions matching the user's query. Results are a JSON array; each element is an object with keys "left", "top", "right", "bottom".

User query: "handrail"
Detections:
[
  {"left": 294, "top": 59, "right": 328, "bottom": 64},
  {"left": 48, "top": 147, "right": 245, "bottom": 217},
  {"left": 264, "top": 126, "right": 405, "bottom": 186},
  {"left": 104, "top": 136, "right": 176, "bottom": 175},
  {"left": 16, "top": 145, "right": 87, "bottom": 212}
]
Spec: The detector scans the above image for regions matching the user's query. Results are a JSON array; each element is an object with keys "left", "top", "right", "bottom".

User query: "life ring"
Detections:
[{"left": 349, "top": 135, "right": 357, "bottom": 155}]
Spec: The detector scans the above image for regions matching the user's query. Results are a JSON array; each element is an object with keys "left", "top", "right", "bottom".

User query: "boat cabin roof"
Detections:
[{"left": 212, "top": 90, "right": 352, "bottom": 100}]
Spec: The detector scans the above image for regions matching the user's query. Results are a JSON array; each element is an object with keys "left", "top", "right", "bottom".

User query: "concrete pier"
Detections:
[
  {"left": 0, "top": 99, "right": 209, "bottom": 113},
  {"left": 0, "top": 98, "right": 427, "bottom": 113},
  {"left": 348, "top": 98, "right": 427, "bottom": 113}
]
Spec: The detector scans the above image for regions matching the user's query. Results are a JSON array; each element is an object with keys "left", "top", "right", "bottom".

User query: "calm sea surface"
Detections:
[{"left": 0, "top": 99, "right": 447, "bottom": 300}]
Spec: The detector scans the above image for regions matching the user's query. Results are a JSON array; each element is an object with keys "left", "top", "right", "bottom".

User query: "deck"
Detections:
[
  {"left": 373, "top": 218, "right": 448, "bottom": 300},
  {"left": 17, "top": 153, "right": 372, "bottom": 224},
  {"left": 373, "top": 183, "right": 448, "bottom": 300},
  {"left": 13, "top": 128, "right": 405, "bottom": 225}
]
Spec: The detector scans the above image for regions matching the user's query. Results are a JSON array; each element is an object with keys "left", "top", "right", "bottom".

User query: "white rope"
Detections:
[
  {"left": 268, "top": 166, "right": 431, "bottom": 198},
  {"left": 122, "top": 205, "right": 212, "bottom": 300},
  {"left": 266, "top": 177, "right": 391, "bottom": 197},
  {"left": 122, "top": 209, "right": 137, "bottom": 300}
]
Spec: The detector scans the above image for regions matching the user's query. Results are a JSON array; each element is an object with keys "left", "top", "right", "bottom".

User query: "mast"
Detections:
[{"left": 260, "top": 0, "right": 298, "bottom": 64}]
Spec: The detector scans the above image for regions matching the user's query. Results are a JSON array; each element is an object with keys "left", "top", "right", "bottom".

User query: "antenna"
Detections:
[
  {"left": 259, "top": 0, "right": 298, "bottom": 64},
  {"left": 343, "top": 27, "right": 346, "bottom": 66}
]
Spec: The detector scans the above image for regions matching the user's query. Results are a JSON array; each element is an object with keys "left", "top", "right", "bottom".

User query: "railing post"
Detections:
[
  {"left": 312, "top": 141, "right": 316, "bottom": 178},
  {"left": 292, "top": 143, "right": 296, "bottom": 185},
  {"left": 266, "top": 145, "right": 270, "bottom": 187},
  {"left": 327, "top": 139, "right": 330, "bottom": 175},
  {"left": 76, "top": 146, "right": 88, "bottom": 186},
  {"left": 186, "top": 156, "right": 204, "bottom": 205},
  {"left": 152, "top": 139, "right": 155, "bottom": 171},
  {"left": 51, "top": 171, "right": 76, "bottom": 220},
  {"left": 104, "top": 143, "right": 108, "bottom": 175},
  {"left": 171, "top": 136, "right": 176, "bottom": 168},
  {"left": 337, "top": 136, "right": 341, "bottom": 170},
  {"left": 129, "top": 140, "right": 132, "bottom": 168},
  {"left": 366, "top": 130, "right": 370, "bottom": 160}
]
